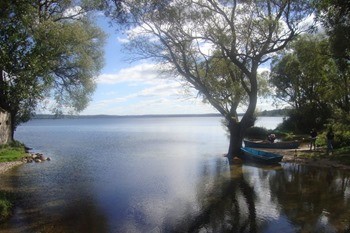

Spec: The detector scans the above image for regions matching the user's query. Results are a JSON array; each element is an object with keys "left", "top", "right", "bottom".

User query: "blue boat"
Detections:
[{"left": 240, "top": 147, "right": 283, "bottom": 164}]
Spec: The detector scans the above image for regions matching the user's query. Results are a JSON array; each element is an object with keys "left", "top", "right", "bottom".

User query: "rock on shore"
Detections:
[
  {"left": 0, "top": 153, "right": 51, "bottom": 175},
  {"left": 21, "top": 153, "right": 51, "bottom": 163}
]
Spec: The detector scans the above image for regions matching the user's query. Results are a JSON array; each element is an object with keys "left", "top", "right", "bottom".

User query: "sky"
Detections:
[{"left": 78, "top": 15, "right": 277, "bottom": 116}]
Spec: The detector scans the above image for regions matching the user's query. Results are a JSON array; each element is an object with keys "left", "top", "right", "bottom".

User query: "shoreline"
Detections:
[
  {"left": 262, "top": 145, "right": 350, "bottom": 170},
  {"left": 1, "top": 146, "right": 349, "bottom": 175},
  {"left": 0, "top": 161, "right": 23, "bottom": 175}
]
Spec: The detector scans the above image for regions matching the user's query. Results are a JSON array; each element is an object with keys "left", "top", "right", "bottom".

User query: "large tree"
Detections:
[
  {"left": 0, "top": 0, "right": 105, "bottom": 140},
  {"left": 270, "top": 35, "right": 335, "bottom": 131},
  {"left": 315, "top": 0, "right": 350, "bottom": 115},
  {"left": 106, "top": 0, "right": 313, "bottom": 159}
]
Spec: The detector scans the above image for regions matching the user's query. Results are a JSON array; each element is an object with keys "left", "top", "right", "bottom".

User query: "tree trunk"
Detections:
[
  {"left": 10, "top": 111, "right": 15, "bottom": 142},
  {"left": 226, "top": 87, "right": 257, "bottom": 162},
  {"left": 226, "top": 121, "right": 244, "bottom": 161}
]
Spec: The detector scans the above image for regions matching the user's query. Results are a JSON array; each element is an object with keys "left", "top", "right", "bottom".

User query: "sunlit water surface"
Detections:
[{"left": 0, "top": 116, "right": 349, "bottom": 233}]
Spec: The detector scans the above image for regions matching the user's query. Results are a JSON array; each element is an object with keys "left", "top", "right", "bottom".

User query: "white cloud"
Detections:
[
  {"left": 63, "top": 6, "right": 85, "bottom": 19},
  {"left": 117, "top": 37, "right": 130, "bottom": 44},
  {"left": 134, "top": 82, "right": 184, "bottom": 98},
  {"left": 97, "top": 63, "right": 168, "bottom": 85}
]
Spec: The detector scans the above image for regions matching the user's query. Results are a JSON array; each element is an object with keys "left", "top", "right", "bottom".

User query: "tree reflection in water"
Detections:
[
  {"left": 0, "top": 167, "right": 110, "bottom": 233},
  {"left": 164, "top": 161, "right": 259, "bottom": 233},
  {"left": 165, "top": 161, "right": 350, "bottom": 233},
  {"left": 1, "top": 159, "right": 350, "bottom": 232},
  {"left": 271, "top": 164, "right": 350, "bottom": 232}
]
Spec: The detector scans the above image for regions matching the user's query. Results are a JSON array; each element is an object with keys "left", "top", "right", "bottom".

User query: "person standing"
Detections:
[
  {"left": 310, "top": 129, "right": 317, "bottom": 150},
  {"left": 267, "top": 133, "right": 276, "bottom": 143},
  {"left": 326, "top": 127, "right": 335, "bottom": 155}
]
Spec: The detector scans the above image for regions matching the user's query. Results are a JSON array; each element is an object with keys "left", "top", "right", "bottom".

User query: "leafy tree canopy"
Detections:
[
  {"left": 270, "top": 34, "right": 350, "bottom": 132},
  {"left": 315, "top": 0, "right": 350, "bottom": 70},
  {"left": 0, "top": 0, "right": 105, "bottom": 136}
]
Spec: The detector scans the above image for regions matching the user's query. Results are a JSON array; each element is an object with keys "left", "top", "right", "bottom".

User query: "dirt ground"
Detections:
[
  {"left": 0, "top": 161, "right": 23, "bottom": 175},
  {"left": 261, "top": 144, "right": 350, "bottom": 170}
]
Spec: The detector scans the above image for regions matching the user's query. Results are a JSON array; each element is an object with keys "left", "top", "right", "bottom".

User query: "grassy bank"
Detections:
[
  {"left": 0, "top": 142, "right": 26, "bottom": 222},
  {"left": 0, "top": 141, "right": 27, "bottom": 163}
]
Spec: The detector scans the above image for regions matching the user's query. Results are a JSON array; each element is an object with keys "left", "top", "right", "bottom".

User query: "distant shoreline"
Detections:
[
  {"left": 33, "top": 113, "right": 224, "bottom": 119},
  {"left": 33, "top": 111, "right": 287, "bottom": 120}
]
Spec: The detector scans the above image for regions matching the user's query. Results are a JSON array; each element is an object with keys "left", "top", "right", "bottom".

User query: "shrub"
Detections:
[
  {"left": 315, "top": 123, "right": 350, "bottom": 149},
  {"left": 245, "top": 127, "right": 269, "bottom": 139},
  {"left": 276, "top": 105, "right": 331, "bottom": 134}
]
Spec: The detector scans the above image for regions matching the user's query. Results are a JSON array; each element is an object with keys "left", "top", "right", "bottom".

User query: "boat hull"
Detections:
[
  {"left": 244, "top": 140, "right": 300, "bottom": 149},
  {"left": 240, "top": 147, "right": 283, "bottom": 164}
]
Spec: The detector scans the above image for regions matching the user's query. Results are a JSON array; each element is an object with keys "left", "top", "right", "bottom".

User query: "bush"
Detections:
[
  {"left": 315, "top": 123, "right": 350, "bottom": 148},
  {"left": 332, "top": 125, "right": 350, "bottom": 148},
  {"left": 276, "top": 105, "right": 331, "bottom": 134},
  {"left": 245, "top": 127, "right": 269, "bottom": 139}
]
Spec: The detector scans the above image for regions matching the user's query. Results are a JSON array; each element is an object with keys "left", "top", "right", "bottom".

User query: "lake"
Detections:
[{"left": 0, "top": 116, "right": 350, "bottom": 232}]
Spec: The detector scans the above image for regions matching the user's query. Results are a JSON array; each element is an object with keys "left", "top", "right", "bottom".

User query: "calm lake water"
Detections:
[{"left": 1, "top": 116, "right": 350, "bottom": 233}]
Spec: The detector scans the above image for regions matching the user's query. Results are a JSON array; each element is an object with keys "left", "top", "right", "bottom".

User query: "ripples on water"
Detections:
[{"left": 0, "top": 116, "right": 349, "bottom": 232}]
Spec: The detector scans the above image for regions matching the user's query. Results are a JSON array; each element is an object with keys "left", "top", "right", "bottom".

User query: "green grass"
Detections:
[
  {"left": 0, "top": 142, "right": 27, "bottom": 162},
  {"left": 0, "top": 142, "right": 25, "bottom": 222},
  {"left": 0, "top": 191, "right": 13, "bottom": 222}
]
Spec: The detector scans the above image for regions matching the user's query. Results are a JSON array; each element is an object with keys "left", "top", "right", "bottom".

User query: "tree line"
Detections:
[{"left": 270, "top": 1, "right": 350, "bottom": 147}]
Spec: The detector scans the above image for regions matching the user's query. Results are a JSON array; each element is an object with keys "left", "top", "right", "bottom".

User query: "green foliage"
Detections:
[
  {"left": 315, "top": 0, "right": 350, "bottom": 71},
  {"left": 326, "top": 123, "right": 350, "bottom": 148},
  {"left": 244, "top": 127, "right": 269, "bottom": 140},
  {"left": 270, "top": 35, "right": 336, "bottom": 109},
  {"left": 270, "top": 35, "right": 340, "bottom": 133},
  {"left": 276, "top": 105, "right": 332, "bottom": 134},
  {"left": 0, "top": 0, "right": 105, "bottom": 133},
  {"left": 314, "top": 0, "right": 350, "bottom": 116},
  {"left": 0, "top": 191, "right": 13, "bottom": 222}
]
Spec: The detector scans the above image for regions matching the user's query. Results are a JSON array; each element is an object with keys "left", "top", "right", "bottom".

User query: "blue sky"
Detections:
[{"left": 79, "top": 15, "right": 276, "bottom": 116}]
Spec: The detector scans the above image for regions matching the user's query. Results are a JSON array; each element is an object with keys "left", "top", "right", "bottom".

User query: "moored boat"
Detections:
[
  {"left": 240, "top": 147, "right": 283, "bottom": 164},
  {"left": 243, "top": 139, "right": 300, "bottom": 149}
]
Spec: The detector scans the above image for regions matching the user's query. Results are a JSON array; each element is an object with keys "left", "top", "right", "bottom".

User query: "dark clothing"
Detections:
[
  {"left": 327, "top": 131, "right": 334, "bottom": 140},
  {"left": 267, "top": 134, "right": 276, "bottom": 143},
  {"left": 310, "top": 129, "right": 317, "bottom": 150},
  {"left": 310, "top": 131, "right": 317, "bottom": 139},
  {"left": 327, "top": 130, "right": 334, "bottom": 154}
]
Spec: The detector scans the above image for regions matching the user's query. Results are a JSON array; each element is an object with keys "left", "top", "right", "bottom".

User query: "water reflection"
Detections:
[
  {"left": 160, "top": 162, "right": 350, "bottom": 233},
  {"left": 270, "top": 164, "right": 350, "bottom": 232},
  {"left": 0, "top": 167, "right": 109, "bottom": 233},
  {"left": 162, "top": 162, "right": 258, "bottom": 233},
  {"left": 1, "top": 160, "right": 350, "bottom": 232}
]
